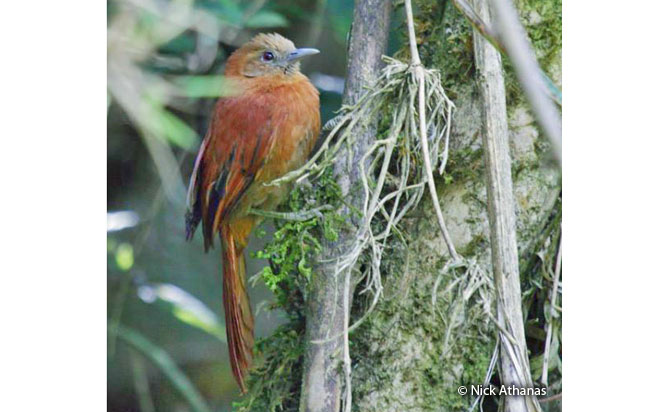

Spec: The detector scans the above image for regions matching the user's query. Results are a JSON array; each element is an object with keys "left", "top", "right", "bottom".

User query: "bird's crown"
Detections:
[{"left": 225, "top": 33, "right": 319, "bottom": 79}]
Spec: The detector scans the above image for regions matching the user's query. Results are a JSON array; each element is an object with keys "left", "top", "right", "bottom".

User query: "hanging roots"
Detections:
[
  {"left": 270, "top": 56, "right": 458, "bottom": 330},
  {"left": 268, "top": 56, "right": 504, "bottom": 411}
]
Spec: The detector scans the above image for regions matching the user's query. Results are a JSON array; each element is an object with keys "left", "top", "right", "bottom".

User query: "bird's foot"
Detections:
[{"left": 248, "top": 205, "right": 334, "bottom": 222}]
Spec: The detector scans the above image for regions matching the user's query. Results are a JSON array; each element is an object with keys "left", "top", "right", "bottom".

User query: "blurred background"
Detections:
[{"left": 107, "top": 1, "right": 399, "bottom": 410}]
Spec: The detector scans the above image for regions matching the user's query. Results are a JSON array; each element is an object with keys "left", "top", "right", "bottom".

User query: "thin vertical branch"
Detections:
[
  {"left": 488, "top": 0, "right": 562, "bottom": 165},
  {"left": 404, "top": 0, "right": 461, "bottom": 262},
  {"left": 472, "top": 1, "right": 541, "bottom": 411}
]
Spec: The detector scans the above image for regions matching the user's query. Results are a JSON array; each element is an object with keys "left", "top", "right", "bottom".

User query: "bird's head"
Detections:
[{"left": 225, "top": 33, "right": 319, "bottom": 79}]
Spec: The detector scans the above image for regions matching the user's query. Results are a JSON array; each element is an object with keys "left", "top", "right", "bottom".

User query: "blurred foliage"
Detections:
[
  {"left": 139, "top": 282, "right": 228, "bottom": 342},
  {"left": 108, "top": 0, "right": 355, "bottom": 411},
  {"left": 115, "top": 325, "right": 213, "bottom": 412}
]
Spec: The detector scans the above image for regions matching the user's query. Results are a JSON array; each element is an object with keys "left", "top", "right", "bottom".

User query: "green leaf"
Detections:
[
  {"left": 112, "top": 326, "right": 212, "bottom": 412},
  {"left": 245, "top": 11, "right": 288, "bottom": 28},
  {"left": 139, "top": 283, "right": 226, "bottom": 342},
  {"left": 115, "top": 243, "right": 134, "bottom": 272},
  {"left": 146, "top": 104, "right": 198, "bottom": 149},
  {"left": 172, "top": 75, "right": 230, "bottom": 98}
]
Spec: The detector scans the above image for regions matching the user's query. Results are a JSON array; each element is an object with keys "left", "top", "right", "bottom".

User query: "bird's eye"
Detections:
[{"left": 262, "top": 51, "right": 275, "bottom": 62}]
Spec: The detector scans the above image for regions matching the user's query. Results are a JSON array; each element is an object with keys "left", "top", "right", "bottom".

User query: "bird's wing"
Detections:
[
  {"left": 185, "top": 133, "right": 209, "bottom": 240},
  {"left": 185, "top": 94, "right": 276, "bottom": 250}
]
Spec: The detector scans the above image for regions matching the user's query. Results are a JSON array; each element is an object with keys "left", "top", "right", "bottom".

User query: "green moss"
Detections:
[
  {"left": 407, "top": 0, "right": 561, "bottom": 106},
  {"left": 516, "top": 0, "right": 562, "bottom": 75},
  {"left": 233, "top": 323, "right": 304, "bottom": 412},
  {"left": 350, "top": 250, "right": 494, "bottom": 411},
  {"left": 459, "top": 233, "right": 488, "bottom": 257},
  {"left": 251, "top": 168, "right": 344, "bottom": 312},
  {"left": 443, "top": 142, "right": 484, "bottom": 186},
  {"left": 505, "top": 0, "right": 562, "bottom": 105},
  {"left": 405, "top": 0, "right": 475, "bottom": 99},
  {"left": 235, "top": 168, "right": 344, "bottom": 411}
]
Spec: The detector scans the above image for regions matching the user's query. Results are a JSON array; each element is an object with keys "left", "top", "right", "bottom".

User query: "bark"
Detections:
[
  {"left": 489, "top": 0, "right": 562, "bottom": 164},
  {"left": 472, "top": 1, "right": 539, "bottom": 411},
  {"left": 298, "top": 1, "right": 392, "bottom": 411},
  {"left": 350, "top": 98, "right": 559, "bottom": 412},
  {"left": 347, "top": 1, "right": 561, "bottom": 409}
]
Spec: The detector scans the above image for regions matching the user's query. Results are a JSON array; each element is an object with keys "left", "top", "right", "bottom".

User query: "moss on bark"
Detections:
[
  {"left": 236, "top": 0, "right": 561, "bottom": 410},
  {"left": 348, "top": 0, "right": 561, "bottom": 410}
]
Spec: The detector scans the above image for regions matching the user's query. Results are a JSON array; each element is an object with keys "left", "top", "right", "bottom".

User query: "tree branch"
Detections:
[
  {"left": 472, "top": 1, "right": 541, "bottom": 411},
  {"left": 298, "top": 1, "right": 391, "bottom": 411},
  {"left": 488, "top": 0, "right": 562, "bottom": 166}
]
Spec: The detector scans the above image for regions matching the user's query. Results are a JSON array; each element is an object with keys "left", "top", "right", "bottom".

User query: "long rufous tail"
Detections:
[{"left": 220, "top": 226, "right": 255, "bottom": 393}]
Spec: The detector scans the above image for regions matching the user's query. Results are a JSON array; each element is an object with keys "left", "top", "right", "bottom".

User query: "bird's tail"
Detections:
[{"left": 220, "top": 226, "right": 255, "bottom": 393}]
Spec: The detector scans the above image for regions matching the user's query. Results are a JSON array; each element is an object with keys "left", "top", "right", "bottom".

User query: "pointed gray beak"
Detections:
[{"left": 287, "top": 48, "right": 320, "bottom": 62}]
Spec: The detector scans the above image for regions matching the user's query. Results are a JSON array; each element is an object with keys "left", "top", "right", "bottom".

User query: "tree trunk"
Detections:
[
  {"left": 347, "top": 1, "right": 561, "bottom": 410},
  {"left": 242, "top": 1, "right": 561, "bottom": 411},
  {"left": 299, "top": 1, "right": 392, "bottom": 411}
]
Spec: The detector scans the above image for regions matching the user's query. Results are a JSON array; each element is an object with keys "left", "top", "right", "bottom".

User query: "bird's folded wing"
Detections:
[{"left": 185, "top": 95, "right": 276, "bottom": 250}]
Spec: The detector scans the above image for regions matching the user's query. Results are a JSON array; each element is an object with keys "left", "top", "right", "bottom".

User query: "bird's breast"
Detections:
[
  {"left": 229, "top": 78, "right": 320, "bottom": 217},
  {"left": 259, "top": 80, "right": 320, "bottom": 181}
]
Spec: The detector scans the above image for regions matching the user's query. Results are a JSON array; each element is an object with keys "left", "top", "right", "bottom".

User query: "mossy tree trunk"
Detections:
[
  {"left": 348, "top": 1, "right": 561, "bottom": 411},
  {"left": 299, "top": 1, "right": 392, "bottom": 411}
]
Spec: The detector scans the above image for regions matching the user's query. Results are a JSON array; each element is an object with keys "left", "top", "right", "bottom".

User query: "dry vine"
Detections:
[
  {"left": 271, "top": 53, "right": 459, "bottom": 412},
  {"left": 270, "top": 52, "right": 459, "bottom": 345}
]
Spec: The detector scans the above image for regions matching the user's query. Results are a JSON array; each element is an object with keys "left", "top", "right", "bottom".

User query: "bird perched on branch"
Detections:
[{"left": 185, "top": 33, "right": 321, "bottom": 393}]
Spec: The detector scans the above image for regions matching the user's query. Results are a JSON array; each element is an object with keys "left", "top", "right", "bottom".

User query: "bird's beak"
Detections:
[{"left": 287, "top": 48, "right": 320, "bottom": 62}]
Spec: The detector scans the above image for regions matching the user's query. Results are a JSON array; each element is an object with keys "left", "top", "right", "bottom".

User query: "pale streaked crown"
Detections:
[{"left": 226, "top": 33, "right": 319, "bottom": 78}]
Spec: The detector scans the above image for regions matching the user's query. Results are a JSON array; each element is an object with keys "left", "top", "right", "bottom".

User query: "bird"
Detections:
[{"left": 185, "top": 33, "right": 321, "bottom": 393}]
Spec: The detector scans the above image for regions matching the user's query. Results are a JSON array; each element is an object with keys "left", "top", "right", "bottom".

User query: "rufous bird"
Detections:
[{"left": 185, "top": 33, "right": 321, "bottom": 393}]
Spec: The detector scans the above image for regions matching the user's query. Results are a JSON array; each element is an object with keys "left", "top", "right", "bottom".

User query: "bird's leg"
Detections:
[
  {"left": 248, "top": 205, "right": 334, "bottom": 222},
  {"left": 322, "top": 113, "right": 347, "bottom": 131}
]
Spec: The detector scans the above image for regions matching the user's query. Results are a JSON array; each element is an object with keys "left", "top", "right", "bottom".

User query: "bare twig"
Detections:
[
  {"left": 538, "top": 392, "right": 562, "bottom": 404},
  {"left": 453, "top": 0, "right": 504, "bottom": 53},
  {"left": 451, "top": 0, "right": 562, "bottom": 106},
  {"left": 249, "top": 205, "right": 334, "bottom": 222},
  {"left": 488, "top": 0, "right": 562, "bottom": 165}
]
